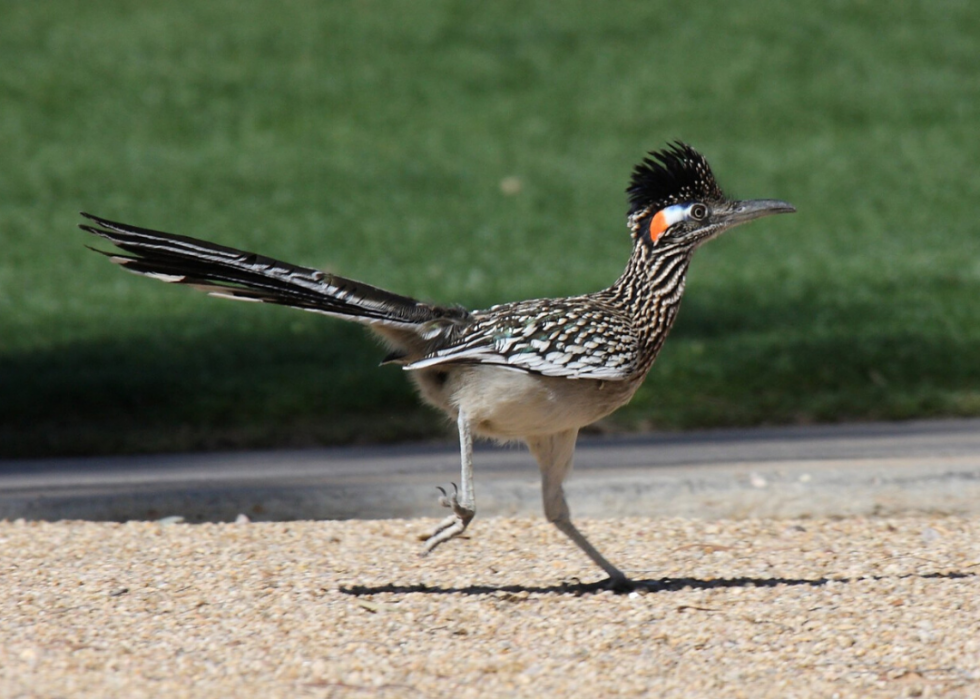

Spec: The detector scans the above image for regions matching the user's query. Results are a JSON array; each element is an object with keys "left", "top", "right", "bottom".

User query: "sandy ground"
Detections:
[{"left": 2, "top": 515, "right": 979, "bottom": 698}]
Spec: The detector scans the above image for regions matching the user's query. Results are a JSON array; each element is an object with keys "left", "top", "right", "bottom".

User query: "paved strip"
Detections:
[{"left": 1, "top": 418, "right": 979, "bottom": 522}]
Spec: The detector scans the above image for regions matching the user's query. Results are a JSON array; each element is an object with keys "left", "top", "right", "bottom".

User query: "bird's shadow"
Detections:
[{"left": 339, "top": 570, "right": 974, "bottom": 597}]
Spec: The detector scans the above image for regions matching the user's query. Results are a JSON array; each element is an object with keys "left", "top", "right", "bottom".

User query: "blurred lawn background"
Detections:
[{"left": 2, "top": 1, "right": 979, "bottom": 457}]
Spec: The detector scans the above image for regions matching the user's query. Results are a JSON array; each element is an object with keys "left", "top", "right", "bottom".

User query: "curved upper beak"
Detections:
[{"left": 725, "top": 199, "right": 796, "bottom": 226}]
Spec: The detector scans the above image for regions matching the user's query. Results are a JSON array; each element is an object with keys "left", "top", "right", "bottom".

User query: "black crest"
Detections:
[{"left": 627, "top": 142, "right": 725, "bottom": 224}]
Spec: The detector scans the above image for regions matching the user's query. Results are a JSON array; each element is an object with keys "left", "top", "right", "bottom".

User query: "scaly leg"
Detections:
[
  {"left": 526, "top": 429, "right": 629, "bottom": 588},
  {"left": 421, "top": 409, "right": 476, "bottom": 554}
]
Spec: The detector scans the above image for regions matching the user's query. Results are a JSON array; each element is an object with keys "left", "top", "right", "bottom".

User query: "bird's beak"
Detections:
[{"left": 724, "top": 199, "right": 796, "bottom": 227}]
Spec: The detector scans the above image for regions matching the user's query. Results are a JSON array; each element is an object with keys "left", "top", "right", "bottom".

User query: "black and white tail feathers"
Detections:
[{"left": 79, "top": 213, "right": 471, "bottom": 354}]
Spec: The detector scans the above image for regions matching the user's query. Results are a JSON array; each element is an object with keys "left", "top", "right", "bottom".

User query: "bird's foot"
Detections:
[
  {"left": 605, "top": 574, "right": 636, "bottom": 593},
  {"left": 566, "top": 574, "right": 636, "bottom": 594},
  {"left": 420, "top": 483, "right": 475, "bottom": 556}
]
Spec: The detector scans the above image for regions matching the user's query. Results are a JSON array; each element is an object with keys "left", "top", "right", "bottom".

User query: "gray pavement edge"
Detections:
[{"left": 1, "top": 418, "right": 979, "bottom": 522}]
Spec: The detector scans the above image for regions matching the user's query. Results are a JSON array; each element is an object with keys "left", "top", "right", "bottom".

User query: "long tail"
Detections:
[{"left": 80, "top": 213, "right": 465, "bottom": 331}]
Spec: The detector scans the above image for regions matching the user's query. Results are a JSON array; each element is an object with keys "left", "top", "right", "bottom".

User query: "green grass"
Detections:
[{"left": 2, "top": 0, "right": 980, "bottom": 457}]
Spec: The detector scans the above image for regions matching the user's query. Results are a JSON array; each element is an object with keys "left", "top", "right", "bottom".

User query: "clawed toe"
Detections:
[
  {"left": 436, "top": 483, "right": 458, "bottom": 509},
  {"left": 433, "top": 482, "right": 472, "bottom": 519},
  {"left": 420, "top": 484, "right": 475, "bottom": 556}
]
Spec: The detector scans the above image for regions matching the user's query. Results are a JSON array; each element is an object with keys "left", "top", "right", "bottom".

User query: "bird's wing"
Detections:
[{"left": 406, "top": 298, "right": 638, "bottom": 380}]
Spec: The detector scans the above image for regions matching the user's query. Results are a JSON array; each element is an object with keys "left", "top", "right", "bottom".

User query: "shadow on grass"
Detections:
[
  {"left": 338, "top": 571, "right": 976, "bottom": 597},
  {"left": 623, "top": 279, "right": 980, "bottom": 429},
  {"left": 0, "top": 315, "right": 444, "bottom": 458},
  {"left": 5, "top": 276, "right": 980, "bottom": 458}
]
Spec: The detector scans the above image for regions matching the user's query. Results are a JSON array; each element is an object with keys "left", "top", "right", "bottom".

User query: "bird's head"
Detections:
[{"left": 626, "top": 142, "right": 795, "bottom": 250}]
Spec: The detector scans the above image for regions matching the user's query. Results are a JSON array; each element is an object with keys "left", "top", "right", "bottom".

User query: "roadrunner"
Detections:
[{"left": 81, "top": 142, "right": 794, "bottom": 588}]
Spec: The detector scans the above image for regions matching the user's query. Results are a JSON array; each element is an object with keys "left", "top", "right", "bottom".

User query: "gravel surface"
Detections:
[{"left": 3, "top": 515, "right": 979, "bottom": 698}]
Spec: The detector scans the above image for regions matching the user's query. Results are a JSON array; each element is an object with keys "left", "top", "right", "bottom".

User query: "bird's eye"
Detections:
[{"left": 689, "top": 203, "right": 708, "bottom": 221}]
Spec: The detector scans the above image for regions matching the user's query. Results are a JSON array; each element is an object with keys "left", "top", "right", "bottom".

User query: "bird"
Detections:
[{"left": 80, "top": 142, "right": 795, "bottom": 590}]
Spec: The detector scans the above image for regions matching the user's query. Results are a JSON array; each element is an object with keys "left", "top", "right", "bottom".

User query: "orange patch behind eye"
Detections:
[{"left": 648, "top": 210, "right": 669, "bottom": 242}]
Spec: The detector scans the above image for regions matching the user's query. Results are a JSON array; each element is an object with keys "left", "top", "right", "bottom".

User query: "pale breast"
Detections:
[{"left": 409, "top": 364, "right": 641, "bottom": 440}]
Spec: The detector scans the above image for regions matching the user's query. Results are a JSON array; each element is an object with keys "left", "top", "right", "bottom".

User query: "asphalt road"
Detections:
[{"left": 2, "top": 417, "right": 979, "bottom": 522}]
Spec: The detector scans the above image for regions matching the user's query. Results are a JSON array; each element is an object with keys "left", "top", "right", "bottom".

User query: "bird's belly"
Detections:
[{"left": 410, "top": 365, "right": 640, "bottom": 439}]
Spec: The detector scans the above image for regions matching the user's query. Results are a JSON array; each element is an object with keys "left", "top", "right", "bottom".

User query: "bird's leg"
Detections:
[
  {"left": 527, "top": 430, "right": 630, "bottom": 589},
  {"left": 421, "top": 409, "right": 476, "bottom": 554}
]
